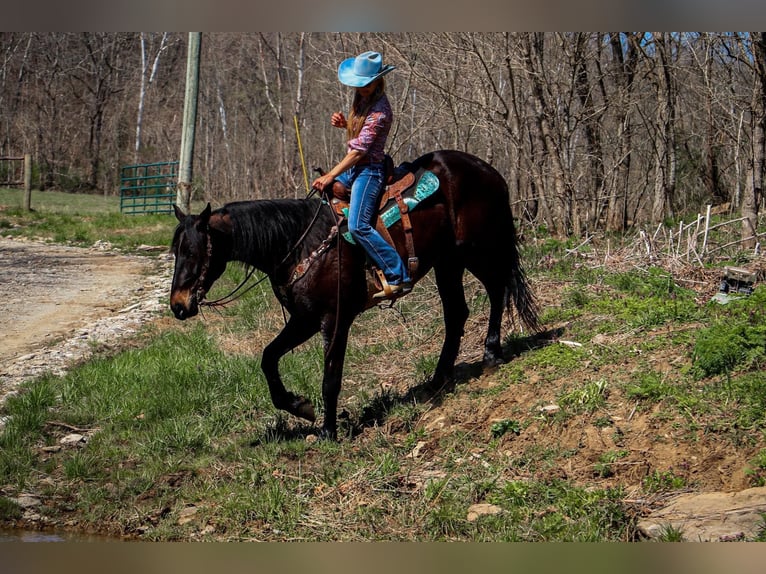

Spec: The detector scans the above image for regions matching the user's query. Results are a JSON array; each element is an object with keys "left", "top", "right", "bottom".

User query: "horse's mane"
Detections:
[{"left": 221, "top": 198, "right": 333, "bottom": 270}]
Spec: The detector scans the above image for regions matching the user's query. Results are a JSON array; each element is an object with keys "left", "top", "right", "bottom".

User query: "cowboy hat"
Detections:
[{"left": 337, "top": 51, "right": 395, "bottom": 88}]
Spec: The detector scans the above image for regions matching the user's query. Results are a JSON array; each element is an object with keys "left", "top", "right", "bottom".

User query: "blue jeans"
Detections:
[{"left": 336, "top": 163, "right": 410, "bottom": 285}]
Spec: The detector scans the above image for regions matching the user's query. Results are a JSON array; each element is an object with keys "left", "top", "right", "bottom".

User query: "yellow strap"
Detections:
[{"left": 294, "top": 115, "right": 310, "bottom": 195}]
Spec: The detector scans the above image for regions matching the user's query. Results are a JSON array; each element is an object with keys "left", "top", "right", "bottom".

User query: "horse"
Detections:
[{"left": 170, "top": 149, "right": 539, "bottom": 440}]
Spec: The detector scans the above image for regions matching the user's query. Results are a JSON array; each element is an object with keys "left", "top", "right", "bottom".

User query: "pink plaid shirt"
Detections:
[{"left": 347, "top": 94, "right": 392, "bottom": 164}]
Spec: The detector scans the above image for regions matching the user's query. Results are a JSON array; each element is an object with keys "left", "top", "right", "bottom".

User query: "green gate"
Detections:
[{"left": 120, "top": 161, "right": 178, "bottom": 215}]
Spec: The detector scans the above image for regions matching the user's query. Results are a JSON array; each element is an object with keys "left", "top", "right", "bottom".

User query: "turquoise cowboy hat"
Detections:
[{"left": 337, "top": 51, "right": 395, "bottom": 87}]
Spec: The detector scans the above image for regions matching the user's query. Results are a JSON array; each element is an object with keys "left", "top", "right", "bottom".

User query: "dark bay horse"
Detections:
[{"left": 170, "top": 150, "right": 539, "bottom": 439}]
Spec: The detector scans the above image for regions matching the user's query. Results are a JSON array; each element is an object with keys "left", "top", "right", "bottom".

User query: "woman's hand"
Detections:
[
  {"left": 311, "top": 149, "right": 365, "bottom": 193},
  {"left": 331, "top": 112, "right": 347, "bottom": 129},
  {"left": 311, "top": 173, "right": 335, "bottom": 193}
]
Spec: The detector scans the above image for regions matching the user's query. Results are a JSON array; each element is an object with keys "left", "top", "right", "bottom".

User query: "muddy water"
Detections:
[{"left": 0, "top": 528, "right": 119, "bottom": 542}]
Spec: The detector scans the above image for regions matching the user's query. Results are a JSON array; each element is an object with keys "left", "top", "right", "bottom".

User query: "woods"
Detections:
[{"left": 1, "top": 32, "right": 764, "bottom": 238}]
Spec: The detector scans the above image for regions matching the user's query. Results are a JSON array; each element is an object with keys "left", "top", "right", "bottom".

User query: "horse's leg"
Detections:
[
  {"left": 466, "top": 262, "right": 507, "bottom": 366},
  {"left": 431, "top": 261, "right": 469, "bottom": 388},
  {"left": 318, "top": 316, "right": 352, "bottom": 440},
  {"left": 482, "top": 278, "right": 506, "bottom": 366},
  {"left": 261, "top": 316, "right": 319, "bottom": 422}
]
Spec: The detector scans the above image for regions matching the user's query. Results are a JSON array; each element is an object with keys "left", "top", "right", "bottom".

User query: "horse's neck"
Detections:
[{"left": 228, "top": 201, "right": 327, "bottom": 278}]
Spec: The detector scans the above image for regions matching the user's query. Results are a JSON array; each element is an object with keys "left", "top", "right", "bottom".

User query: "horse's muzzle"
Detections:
[{"left": 170, "top": 290, "right": 199, "bottom": 320}]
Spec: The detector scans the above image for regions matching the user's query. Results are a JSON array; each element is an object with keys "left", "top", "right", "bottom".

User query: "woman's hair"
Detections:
[{"left": 346, "top": 79, "right": 386, "bottom": 140}]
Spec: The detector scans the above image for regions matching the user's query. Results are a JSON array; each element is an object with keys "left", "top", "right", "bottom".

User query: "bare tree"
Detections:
[
  {"left": 604, "top": 33, "right": 639, "bottom": 231},
  {"left": 744, "top": 32, "right": 766, "bottom": 246},
  {"left": 646, "top": 33, "right": 678, "bottom": 223},
  {"left": 520, "top": 33, "right": 576, "bottom": 235},
  {"left": 135, "top": 32, "right": 168, "bottom": 163},
  {"left": 0, "top": 32, "right": 764, "bottom": 242}
]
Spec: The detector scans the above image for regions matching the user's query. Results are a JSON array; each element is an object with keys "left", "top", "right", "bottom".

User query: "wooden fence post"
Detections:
[
  {"left": 701, "top": 204, "right": 711, "bottom": 257},
  {"left": 23, "top": 154, "right": 31, "bottom": 211}
]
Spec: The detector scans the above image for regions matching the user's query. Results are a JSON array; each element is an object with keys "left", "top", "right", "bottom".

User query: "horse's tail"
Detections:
[{"left": 505, "top": 232, "right": 540, "bottom": 334}]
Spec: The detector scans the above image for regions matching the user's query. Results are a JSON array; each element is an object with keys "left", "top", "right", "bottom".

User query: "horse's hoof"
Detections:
[
  {"left": 483, "top": 355, "right": 505, "bottom": 368},
  {"left": 318, "top": 427, "right": 338, "bottom": 441},
  {"left": 412, "top": 376, "right": 454, "bottom": 402},
  {"left": 290, "top": 397, "right": 316, "bottom": 422},
  {"left": 483, "top": 348, "right": 505, "bottom": 367}
]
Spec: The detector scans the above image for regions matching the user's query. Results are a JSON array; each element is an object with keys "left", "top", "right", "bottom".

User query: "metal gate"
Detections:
[{"left": 119, "top": 161, "right": 178, "bottom": 215}]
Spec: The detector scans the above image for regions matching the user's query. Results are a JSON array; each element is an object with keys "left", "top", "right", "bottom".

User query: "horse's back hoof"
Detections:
[
  {"left": 483, "top": 358, "right": 505, "bottom": 369},
  {"left": 483, "top": 352, "right": 505, "bottom": 368},
  {"left": 411, "top": 376, "right": 455, "bottom": 403},
  {"left": 318, "top": 427, "right": 338, "bottom": 441},
  {"left": 290, "top": 397, "right": 316, "bottom": 422}
]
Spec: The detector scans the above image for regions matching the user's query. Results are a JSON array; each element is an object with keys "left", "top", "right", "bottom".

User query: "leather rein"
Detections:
[{"left": 199, "top": 195, "right": 334, "bottom": 309}]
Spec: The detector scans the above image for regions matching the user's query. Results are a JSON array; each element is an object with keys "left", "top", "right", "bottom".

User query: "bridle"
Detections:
[
  {"left": 183, "top": 190, "right": 354, "bottom": 360},
  {"left": 197, "top": 196, "right": 332, "bottom": 310},
  {"left": 193, "top": 231, "right": 213, "bottom": 304},
  {"left": 196, "top": 230, "right": 268, "bottom": 310}
]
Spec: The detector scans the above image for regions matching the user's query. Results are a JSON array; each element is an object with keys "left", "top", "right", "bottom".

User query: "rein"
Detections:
[
  {"left": 199, "top": 196, "right": 330, "bottom": 309},
  {"left": 200, "top": 265, "right": 269, "bottom": 309}
]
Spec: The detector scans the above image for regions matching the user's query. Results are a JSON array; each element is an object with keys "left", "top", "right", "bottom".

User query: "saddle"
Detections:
[{"left": 323, "top": 156, "right": 440, "bottom": 294}]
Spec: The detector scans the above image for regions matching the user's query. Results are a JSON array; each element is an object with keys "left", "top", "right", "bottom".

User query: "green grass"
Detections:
[
  {"left": 642, "top": 469, "right": 687, "bottom": 493},
  {"left": 593, "top": 450, "right": 629, "bottom": 478},
  {"left": 0, "top": 187, "right": 121, "bottom": 215},
  {"left": 1, "top": 202, "right": 766, "bottom": 540},
  {"left": 559, "top": 379, "right": 609, "bottom": 414},
  {"left": 0, "top": 286, "right": 634, "bottom": 540},
  {"left": 691, "top": 288, "right": 766, "bottom": 378},
  {"left": 0, "top": 187, "right": 209, "bottom": 251},
  {"left": 745, "top": 450, "right": 766, "bottom": 487}
]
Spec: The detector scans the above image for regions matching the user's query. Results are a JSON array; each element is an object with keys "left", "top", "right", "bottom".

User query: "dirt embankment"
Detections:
[{"left": 0, "top": 237, "right": 172, "bottom": 408}]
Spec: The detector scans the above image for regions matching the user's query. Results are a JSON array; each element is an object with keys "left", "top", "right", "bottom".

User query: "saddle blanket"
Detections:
[{"left": 332, "top": 169, "right": 440, "bottom": 244}]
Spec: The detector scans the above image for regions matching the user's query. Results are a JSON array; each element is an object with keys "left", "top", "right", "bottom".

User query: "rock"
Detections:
[
  {"left": 178, "top": 506, "right": 199, "bottom": 525},
  {"left": 637, "top": 487, "right": 766, "bottom": 542},
  {"left": 60, "top": 433, "right": 86, "bottom": 446},
  {"left": 540, "top": 404, "right": 560, "bottom": 416},
  {"left": 467, "top": 503, "right": 503, "bottom": 522},
  {"left": 14, "top": 494, "right": 41, "bottom": 508}
]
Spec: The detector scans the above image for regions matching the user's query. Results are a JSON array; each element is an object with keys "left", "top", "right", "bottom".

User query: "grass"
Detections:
[
  {"left": 0, "top": 274, "right": 637, "bottom": 540},
  {"left": 1, "top": 192, "right": 766, "bottom": 540},
  {"left": 745, "top": 450, "right": 766, "bottom": 487},
  {"left": 0, "top": 187, "right": 120, "bottom": 215},
  {"left": 642, "top": 470, "right": 688, "bottom": 493},
  {"left": 0, "top": 187, "right": 208, "bottom": 251},
  {"left": 691, "top": 288, "right": 766, "bottom": 378}
]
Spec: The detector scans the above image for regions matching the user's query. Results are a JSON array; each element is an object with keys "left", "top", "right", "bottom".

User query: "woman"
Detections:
[{"left": 312, "top": 51, "right": 411, "bottom": 299}]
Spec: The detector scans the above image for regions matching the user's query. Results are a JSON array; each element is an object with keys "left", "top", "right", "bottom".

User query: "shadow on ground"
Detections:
[{"left": 250, "top": 327, "right": 562, "bottom": 443}]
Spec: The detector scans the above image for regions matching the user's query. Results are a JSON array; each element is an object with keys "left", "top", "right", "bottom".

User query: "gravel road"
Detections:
[{"left": 0, "top": 237, "right": 172, "bottom": 410}]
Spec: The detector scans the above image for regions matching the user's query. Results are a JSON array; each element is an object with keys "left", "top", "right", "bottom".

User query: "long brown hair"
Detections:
[{"left": 346, "top": 79, "right": 386, "bottom": 140}]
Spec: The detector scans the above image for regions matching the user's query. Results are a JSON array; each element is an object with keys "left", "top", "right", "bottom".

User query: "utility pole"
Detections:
[{"left": 177, "top": 32, "right": 201, "bottom": 214}]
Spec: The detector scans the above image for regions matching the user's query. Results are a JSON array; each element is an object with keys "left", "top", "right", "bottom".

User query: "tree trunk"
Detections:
[
  {"left": 573, "top": 33, "right": 605, "bottom": 231},
  {"left": 135, "top": 32, "right": 168, "bottom": 163},
  {"left": 606, "top": 33, "right": 636, "bottom": 232},
  {"left": 702, "top": 35, "right": 725, "bottom": 204},
  {"left": 521, "top": 33, "right": 573, "bottom": 235},
  {"left": 651, "top": 33, "right": 677, "bottom": 223},
  {"left": 743, "top": 32, "right": 766, "bottom": 247}
]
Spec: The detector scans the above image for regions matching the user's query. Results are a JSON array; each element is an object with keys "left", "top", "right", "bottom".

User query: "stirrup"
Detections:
[
  {"left": 373, "top": 282, "right": 412, "bottom": 300},
  {"left": 372, "top": 268, "right": 412, "bottom": 300},
  {"left": 372, "top": 268, "right": 395, "bottom": 299}
]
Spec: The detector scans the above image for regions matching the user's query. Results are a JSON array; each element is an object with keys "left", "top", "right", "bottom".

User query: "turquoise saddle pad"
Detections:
[{"left": 337, "top": 169, "right": 440, "bottom": 244}]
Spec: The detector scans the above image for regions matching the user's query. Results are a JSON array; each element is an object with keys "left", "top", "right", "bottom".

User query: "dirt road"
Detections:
[{"left": 0, "top": 237, "right": 172, "bottom": 406}]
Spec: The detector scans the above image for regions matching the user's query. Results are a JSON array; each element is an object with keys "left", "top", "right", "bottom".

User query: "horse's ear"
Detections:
[
  {"left": 174, "top": 204, "right": 186, "bottom": 223},
  {"left": 197, "top": 202, "right": 212, "bottom": 229}
]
